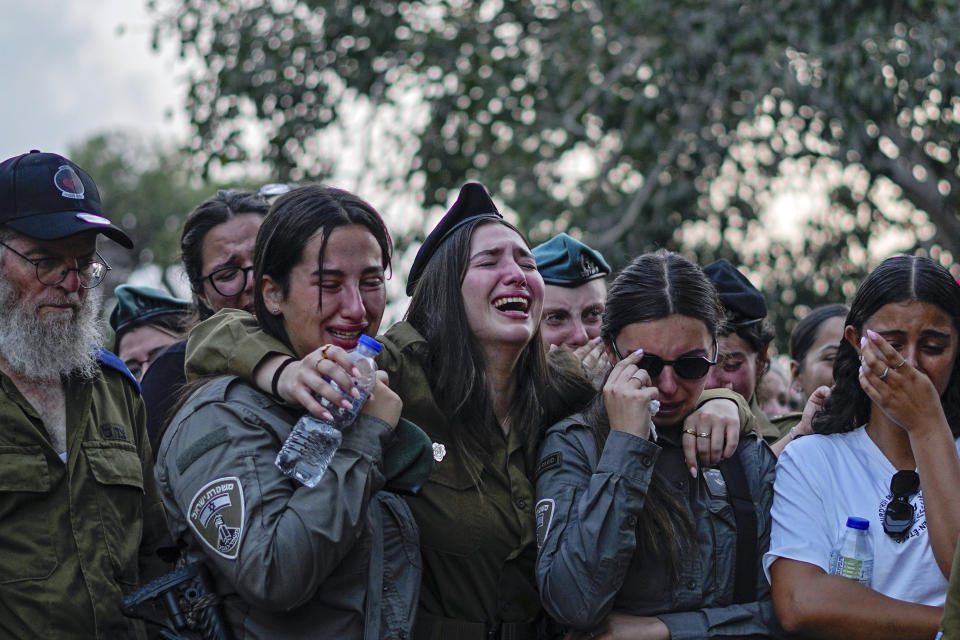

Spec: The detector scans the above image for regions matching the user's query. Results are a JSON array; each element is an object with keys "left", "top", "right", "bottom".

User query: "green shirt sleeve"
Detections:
[
  {"left": 185, "top": 309, "right": 293, "bottom": 383},
  {"left": 941, "top": 541, "right": 960, "bottom": 639},
  {"left": 696, "top": 388, "right": 757, "bottom": 437}
]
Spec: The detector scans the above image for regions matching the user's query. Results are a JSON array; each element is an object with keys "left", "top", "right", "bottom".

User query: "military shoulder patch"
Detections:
[
  {"left": 535, "top": 498, "right": 555, "bottom": 549},
  {"left": 188, "top": 477, "right": 245, "bottom": 560},
  {"left": 534, "top": 452, "right": 562, "bottom": 480}
]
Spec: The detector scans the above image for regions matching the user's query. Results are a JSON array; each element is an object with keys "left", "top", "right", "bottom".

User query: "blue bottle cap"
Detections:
[
  {"left": 357, "top": 334, "right": 382, "bottom": 353},
  {"left": 846, "top": 516, "right": 870, "bottom": 530}
]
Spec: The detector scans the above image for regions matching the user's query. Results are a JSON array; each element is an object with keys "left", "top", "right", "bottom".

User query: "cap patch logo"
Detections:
[
  {"left": 54, "top": 165, "right": 85, "bottom": 200},
  {"left": 579, "top": 254, "right": 601, "bottom": 279},
  {"left": 76, "top": 213, "right": 109, "bottom": 226},
  {"left": 188, "top": 476, "right": 245, "bottom": 559}
]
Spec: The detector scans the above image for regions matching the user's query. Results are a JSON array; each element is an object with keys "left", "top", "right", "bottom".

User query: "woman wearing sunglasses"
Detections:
[
  {"left": 766, "top": 255, "right": 960, "bottom": 639},
  {"left": 535, "top": 251, "right": 783, "bottom": 639}
]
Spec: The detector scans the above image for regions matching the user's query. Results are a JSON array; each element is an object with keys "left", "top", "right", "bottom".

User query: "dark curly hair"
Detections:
[{"left": 813, "top": 255, "right": 960, "bottom": 436}]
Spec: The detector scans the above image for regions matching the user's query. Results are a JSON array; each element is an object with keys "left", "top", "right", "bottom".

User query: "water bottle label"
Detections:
[{"left": 836, "top": 556, "right": 862, "bottom": 579}]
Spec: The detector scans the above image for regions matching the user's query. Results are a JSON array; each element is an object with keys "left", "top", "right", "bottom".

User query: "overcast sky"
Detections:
[{"left": 0, "top": 1, "right": 187, "bottom": 161}]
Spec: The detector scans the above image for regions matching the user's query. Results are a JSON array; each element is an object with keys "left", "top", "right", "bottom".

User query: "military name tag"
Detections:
[{"left": 188, "top": 477, "right": 245, "bottom": 560}]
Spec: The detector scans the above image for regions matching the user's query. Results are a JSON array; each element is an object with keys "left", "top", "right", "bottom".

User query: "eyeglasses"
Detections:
[
  {"left": 612, "top": 339, "right": 718, "bottom": 380},
  {"left": 0, "top": 241, "right": 110, "bottom": 289},
  {"left": 203, "top": 265, "right": 254, "bottom": 297},
  {"left": 883, "top": 470, "right": 919, "bottom": 541}
]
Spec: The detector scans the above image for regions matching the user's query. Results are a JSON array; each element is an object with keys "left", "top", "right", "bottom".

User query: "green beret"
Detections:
[
  {"left": 703, "top": 259, "right": 767, "bottom": 325},
  {"left": 406, "top": 183, "right": 502, "bottom": 295},
  {"left": 110, "top": 285, "right": 191, "bottom": 337},
  {"left": 533, "top": 233, "right": 610, "bottom": 287}
]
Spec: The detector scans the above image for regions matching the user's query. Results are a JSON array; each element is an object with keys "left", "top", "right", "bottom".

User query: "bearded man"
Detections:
[{"left": 0, "top": 151, "right": 168, "bottom": 639}]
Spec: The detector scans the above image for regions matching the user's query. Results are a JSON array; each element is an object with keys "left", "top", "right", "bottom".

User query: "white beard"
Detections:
[{"left": 0, "top": 274, "right": 105, "bottom": 381}]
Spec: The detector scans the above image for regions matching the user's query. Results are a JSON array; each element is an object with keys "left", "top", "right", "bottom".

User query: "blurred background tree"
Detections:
[
  {"left": 147, "top": 0, "right": 960, "bottom": 348},
  {"left": 69, "top": 131, "right": 255, "bottom": 300}
]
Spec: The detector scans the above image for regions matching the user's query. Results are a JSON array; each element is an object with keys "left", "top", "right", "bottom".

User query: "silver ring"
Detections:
[
  {"left": 894, "top": 359, "right": 907, "bottom": 369},
  {"left": 878, "top": 366, "right": 890, "bottom": 380}
]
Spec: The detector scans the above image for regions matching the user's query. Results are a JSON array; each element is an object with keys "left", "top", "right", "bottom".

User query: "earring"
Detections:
[{"left": 271, "top": 307, "right": 280, "bottom": 315}]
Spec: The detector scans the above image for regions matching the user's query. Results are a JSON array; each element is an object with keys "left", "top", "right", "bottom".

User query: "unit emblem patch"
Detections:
[{"left": 188, "top": 476, "right": 245, "bottom": 559}]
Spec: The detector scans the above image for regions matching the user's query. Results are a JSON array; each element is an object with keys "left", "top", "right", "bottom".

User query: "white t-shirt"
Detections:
[{"left": 763, "top": 426, "right": 957, "bottom": 606}]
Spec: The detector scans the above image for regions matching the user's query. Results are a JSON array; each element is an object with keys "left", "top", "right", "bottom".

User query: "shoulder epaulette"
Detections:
[{"left": 95, "top": 347, "right": 141, "bottom": 392}]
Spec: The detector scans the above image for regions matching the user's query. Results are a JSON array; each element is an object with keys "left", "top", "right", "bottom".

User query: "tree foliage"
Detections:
[
  {"left": 149, "top": 0, "right": 960, "bottom": 347},
  {"left": 68, "top": 132, "right": 223, "bottom": 295}
]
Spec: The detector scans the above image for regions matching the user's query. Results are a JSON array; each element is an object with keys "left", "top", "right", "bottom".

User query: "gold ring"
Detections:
[
  {"left": 894, "top": 359, "right": 907, "bottom": 369},
  {"left": 878, "top": 366, "right": 890, "bottom": 380},
  {"left": 683, "top": 428, "right": 697, "bottom": 436},
  {"left": 698, "top": 432, "right": 710, "bottom": 438},
  {"left": 319, "top": 344, "right": 333, "bottom": 358}
]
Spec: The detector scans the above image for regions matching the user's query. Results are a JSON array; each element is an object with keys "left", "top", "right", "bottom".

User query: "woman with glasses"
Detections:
[
  {"left": 766, "top": 255, "right": 960, "bottom": 639},
  {"left": 535, "top": 251, "right": 783, "bottom": 639},
  {"left": 140, "top": 190, "right": 269, "bottom": 451}
]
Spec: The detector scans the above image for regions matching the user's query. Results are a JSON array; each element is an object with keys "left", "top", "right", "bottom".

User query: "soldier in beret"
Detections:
[
  {"left": 703, "top": 259, "right": 781, "bottom": 443},
  {"left": 533, "top": 233, "right": 611, "bottom": 383},
  {"left": 109, "top": 284, "right": 190, "bottom": 381}
]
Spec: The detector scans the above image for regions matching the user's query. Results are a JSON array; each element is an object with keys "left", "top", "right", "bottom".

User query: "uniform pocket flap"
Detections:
[
  {"left": 426, "top": 455, "right": 477, "bottom": 491},
  {"left": 83, "top": 441, "right": 144, "bottom": 490},
  {"left": 0, "top": 447, "right": 50, "bottom": 492}
]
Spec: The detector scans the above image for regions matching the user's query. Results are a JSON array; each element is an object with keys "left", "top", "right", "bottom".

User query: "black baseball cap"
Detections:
[{"left": 0, "top": 151, "right": 133, "bottom": 249}]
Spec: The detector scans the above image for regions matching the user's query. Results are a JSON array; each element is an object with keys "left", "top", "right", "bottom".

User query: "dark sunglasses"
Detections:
[
  {"left": 883, "top": 470, "right": 919, "bottom": 541},
  {"left": 611, "top": 339, "right": 718, "bottom": 380}
]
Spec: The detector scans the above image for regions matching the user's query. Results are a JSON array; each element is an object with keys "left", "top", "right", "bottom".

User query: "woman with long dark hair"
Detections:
[
  {"left": 155, "top": 185, "right": 421, "bottom": 638},
  {"left": 767, "top": 255, "right": 960, "bottom": 639},
  {"left": 185, "top": 183, "right": 561, "bottom": 636},
  {"left": 183, "top": 186, "right": 746, "bottom": 638},
  {"left": 535, "top": 251, "right": 782, "bottom": 639}
]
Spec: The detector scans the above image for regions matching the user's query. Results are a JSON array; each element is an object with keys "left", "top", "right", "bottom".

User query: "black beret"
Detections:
[
  {"left": 533, "top": 233, "right": 610, "bottom": 287},
  {"left": 703, "top": 259, "right": 767, "bottom": 324},
  {"left": 110, "top": 285, "right": 191, "bottom": 337},
  {"left": 406, "top": 183, "right": 502, "bottom": 295}
]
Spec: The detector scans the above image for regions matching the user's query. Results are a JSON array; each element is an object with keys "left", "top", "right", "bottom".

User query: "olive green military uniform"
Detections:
[
  {"left": 186, "top": 310, "right": 762, "bottom": 638},
  {"left": 188, "top": 312, "right": 542, "bottom": 636},
  {"left": 0, "top": 356, "right": 168, "bottom": 639},
  {"left": 769, "top": 411, "right": 801, "bottom": 440},
  {"left": 750, "top": 395, "right": 784, "bottom": 444},
  {"left": 941, "top": 540, "right": 960, "bottom": 638}
]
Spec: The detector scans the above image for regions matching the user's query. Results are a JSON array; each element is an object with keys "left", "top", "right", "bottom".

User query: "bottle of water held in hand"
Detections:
[
  {"left": 829, "top": 516, "right": 874, "bottom": 587},
  {"left": 275, "top": 335, "right": 382, "bottom": 487}
]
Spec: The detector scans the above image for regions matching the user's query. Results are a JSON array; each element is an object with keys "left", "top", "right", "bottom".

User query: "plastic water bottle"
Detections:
[
  {"left": 275, "top": 335, "right": 382, "bottom": 487},
  {"left": 829, "top": 516, "right": 874, "bottom": 587}
]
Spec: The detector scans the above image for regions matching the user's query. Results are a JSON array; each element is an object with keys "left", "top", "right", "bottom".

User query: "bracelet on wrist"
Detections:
[{"left": 271, "top": 357, "right": 297, "bottom": 398}]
